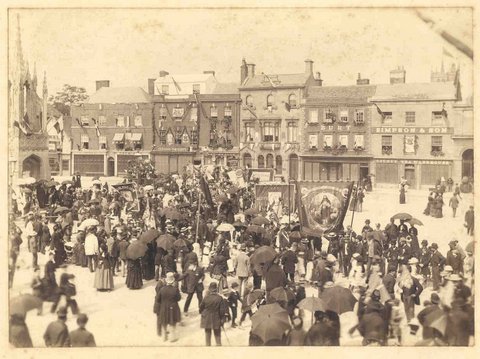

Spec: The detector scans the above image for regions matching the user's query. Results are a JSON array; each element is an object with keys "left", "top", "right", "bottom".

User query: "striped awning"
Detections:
[
  {"left": 112, "top": 133, "right": 124, "bottom": 142},
  {"left": 130, "top": 133, "right": 143, "bottom": 142}
]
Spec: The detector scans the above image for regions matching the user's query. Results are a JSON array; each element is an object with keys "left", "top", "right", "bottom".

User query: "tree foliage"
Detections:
[{"left": 48, "top": 84, "right": 89, "bottom": 114}]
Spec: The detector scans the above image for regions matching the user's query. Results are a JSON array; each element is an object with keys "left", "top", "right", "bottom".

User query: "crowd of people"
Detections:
[{"left": 8, "top": 165, "right": 475, "bottom": 347}]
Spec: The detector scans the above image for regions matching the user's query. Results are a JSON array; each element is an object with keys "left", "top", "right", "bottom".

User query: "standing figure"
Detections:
[
  {"left": 199, "top": 282, "right": 227, "bottom": 346},
  {"left": 464, "top": 206, "right": 474, "bottom": 236},
  {"left": 155, "top": 272, "right": 181, "bottom": 342},
  {"left": 126, "top": 257, "right": 143, "bottom": 290},
  {"left": 397, "top": 265, "right": 423, "bottom": 322},
  {"left": 94, "top": 244, "right": 114, "bottom": 291},
  {"left": 399, "top": 184, "right": 406, "bottom": 204},
  {"left": 449, "top": 193, "right": 460, "bottom": 217},
  {"left": 69, "top": 313, "right": 96, "bottom": 347}
]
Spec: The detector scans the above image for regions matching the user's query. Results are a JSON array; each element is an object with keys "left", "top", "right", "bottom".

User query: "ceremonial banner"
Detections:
[
  {"left": 112, "top": 182, "right": 140, "bottom": 212},
  {"left": 249, "top": 168, "right": 274, "bottom": 182},
  {"left": 296, "top": 181, "right": 354, "bottom": 234},
  {"left": 255, "top": 184, "right": 295, "bottom": 212}
]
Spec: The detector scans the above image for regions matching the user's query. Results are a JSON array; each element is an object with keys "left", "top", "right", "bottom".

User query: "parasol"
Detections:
[
  {"left": 251, "top": 303, "right": 290, "bottom": 335},
  {"left": 20, "top": 187, "right": 32, "bottom": 194},
  {"left": 297, "top": 296, "right": 327, "bottom": 313},
  {"left": 126, "top": 241, "right": 148, "bottom": 260},
  {"left": 79, "top": 218, "right": 100, "bottom": 229},
  {"left": 246, "top": 225, "right": 266, "bottom": 236},
  {"left": 268, "top": 287, "right": 288, "bottom": 303},
  {"left": 251, "top": 216, "right": 270, "bottom": 226},
  {"left": 46, "top": 180, "right": 59, "bottom": 187},
  {"left": 407, "top": 218, "right": 424, "bottom": 226},
  {"left": 391, "top": 212, "right": 413, "bottom": 220},
  {"left": 216, "top": 194, "right": 228, "bottom": 203},
  {"left": 92, "top": 179, "right": 102, "bottom": 185},
  {"left": 289, "top": 231, "right": 302, "bottom": 240},
  {"left": 10, "top": 294, "right": 43, "bottom": 316},
  {"left": 18, "top": 177, "right": 36, "bottom": 185},
  {"left": 232, "top": 221, "right": 247, "bottom": 228},
  {"left": 319, "top": 285, "right": 357, "bottom": 314},
  {"left": 164, "top": 209, "right": 184, "bottom": 221},
  {"left": 139, "top": 228, "right": 161, "bottom": 243},
  {"left": 251, "top": 315, "right": 291, "bottom": 344},
  {"left": 157, "top": 234, "right": 176, "bottom": 251},
  {"left": 250, "top": 245, "right": 277, "bottom": 266},
  {"left": 173, "top": 238, "right": 188, "bottom": 248},
  {"left": 465, "top": 241, "right": 474, "bottom": 254},
  {"left": 216, "top": 223, "right": 235, "bottom": 232},
  {"left": 61, "top": 180, "right": 74, "bottom": 185}
]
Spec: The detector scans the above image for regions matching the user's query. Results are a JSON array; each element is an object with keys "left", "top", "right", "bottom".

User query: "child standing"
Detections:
[{"left": 227, "top": 282, "right": 241, "bottom": 328}]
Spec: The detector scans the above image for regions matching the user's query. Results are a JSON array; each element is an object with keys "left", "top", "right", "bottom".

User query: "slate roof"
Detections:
[
  {"left": 213, "top": 82, "right": 240, "bottom": 94},
  {"left": 306, "top": 85, "right": 376, "bottom": 104},
  {"left": 371, "top": 82, "right": 458, "bottom": 102},
  {"left": 88, "top": 87, "right": 152, "bottom": 104},
  {"left": 241, "top": 73, "right": 310, "bottom": 89}
]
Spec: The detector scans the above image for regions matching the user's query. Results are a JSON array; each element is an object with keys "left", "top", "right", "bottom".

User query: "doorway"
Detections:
[
  {"left": 404, "top": 164, "right": 416, "bottom": 187},
  {"left": 289, "top": 154, "right": 298, "bottom": 180},
  {"left": 360, "top": 164, "right": 369, "bottom": 182},
  {"left": 462, "top": 149, "right": 474, "bottom": 180},
  {"left": 22, "top": 154, "right": 42, "bottom": 179},
  {"left": 107, "top": 157, "right": 115, "bottom": 176}
]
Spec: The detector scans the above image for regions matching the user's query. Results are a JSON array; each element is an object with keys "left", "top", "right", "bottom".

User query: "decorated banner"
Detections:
[
  {"left": 249, "top": 168, "right": 274, "bottom": 182},
  {"left": 112, "top": 182, "right": 140, "bottom": 212},
  {"left": 404, "top": 134, "right": 416, "bottom": 153},
  {"left": 255, "top": 184, "right": 295, "bottom": 213},
  {"left": 296, "top": 181, "right": 354, "bottom": 234}
]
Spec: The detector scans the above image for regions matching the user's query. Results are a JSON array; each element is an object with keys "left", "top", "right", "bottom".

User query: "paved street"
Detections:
[{"left": 10, "top": 183, "right": 474, "bottom": 347}]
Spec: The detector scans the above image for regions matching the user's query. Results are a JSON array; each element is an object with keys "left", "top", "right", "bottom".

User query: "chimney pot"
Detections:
[
  {"left": 148, "top": 78, "right": 155, "bottom": 95},
  {"left": 96, "top": 80, "right": 110, "bottom": 91},
  {"left": 247, "top": 63, "right": 256, "bottom": 78},
  {"left": 390, "top": 67, "right": 406, "bottom": 84},
  {"left": 305, "top": 59, "right": 314, "bottom": 75}
]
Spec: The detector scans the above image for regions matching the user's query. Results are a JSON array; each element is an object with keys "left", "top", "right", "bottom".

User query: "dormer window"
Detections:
[
  {"left": 80, "top": 116, "right": 90, "bottom": 126},
  {"left": 161, "top": 85, "right": 169, "bottom": 95},
  {"left": 288, "top": 94, "right": 297, "bottom": 108},
  {"left": 246, "top": 95, "right": 253, "bottom": 107},
  {"left": 267, "top": 94, "right": 274, "bottom": 108}
]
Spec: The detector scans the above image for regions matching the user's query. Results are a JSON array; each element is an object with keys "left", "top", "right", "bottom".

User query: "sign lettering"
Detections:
[{"left": 372, "top": 127, "right": 452, "bottom": 134}]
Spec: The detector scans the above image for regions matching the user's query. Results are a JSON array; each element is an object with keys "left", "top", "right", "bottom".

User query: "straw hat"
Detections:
[{"left": 165, "top": 272, "right": 175, "bottom": 285}]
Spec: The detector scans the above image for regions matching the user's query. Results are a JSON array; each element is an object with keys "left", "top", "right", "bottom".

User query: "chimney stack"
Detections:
[
  {"left": 390, "top": 66, "right": 406, "bottom": 84},
  {"left": 148, "top": 78, "right": 155, "bottom": 95},
  {"left": 356, "top": 73, "right": 370, "bottom": 85},
  {"left": 247, "top": 63, "right": 256, "bottom": 78},
  {"left": 240, "top": 58, "right": 248, "bottom": 84},
  {"left": 159, "top": 70, "right": 169, "bottom": 77},
  {"left": 305, "top": 59, "right": 314, "bottom": 75},
  {"left": 203, "top": 70, "right": 216, "bottom": 77},
  {"left": 96, "top": 80, "right": 110, "bottom": 91},
  {"left": 315, "top": 72, "right": 323, "bottom": 86}
]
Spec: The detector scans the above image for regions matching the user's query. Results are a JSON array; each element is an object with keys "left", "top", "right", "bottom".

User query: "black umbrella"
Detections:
[
  {"left": 53, "top": 206, "right": 70, "bottom": 215},
  {"left": 392, "top": 212, "right": 413, "bottom": 220},
  {"left": 157, "top": 234, "right": 176, "bottom": 251},
  {"left": 250, "top": 246, "right": 277, "bottom": 266},
  {"left": 126, "top": 241, "right": 148, "bottom": 260},
  {"left": 139, "top": 228, "right": 161, "bottom": 243}
]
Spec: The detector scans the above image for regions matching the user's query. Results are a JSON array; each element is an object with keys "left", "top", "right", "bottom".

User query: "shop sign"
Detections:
[{"left": 372, "top": 127, "right": 452, "bottom": 134}]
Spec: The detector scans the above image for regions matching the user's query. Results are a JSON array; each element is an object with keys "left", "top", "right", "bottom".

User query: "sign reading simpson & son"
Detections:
[{"left": 372, "top": 127, "right": 453, "bottom": 134}]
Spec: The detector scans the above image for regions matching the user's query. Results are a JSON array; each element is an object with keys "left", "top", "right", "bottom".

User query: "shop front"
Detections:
[
  {"left": 152, "top": 148, "right": 195, "bottom": 175},
  {"left": 73, "top": 153, "right": 105, "bottom": 176},
  {"left": 300, "top": 156, "right": 372, "bottom": 182}
]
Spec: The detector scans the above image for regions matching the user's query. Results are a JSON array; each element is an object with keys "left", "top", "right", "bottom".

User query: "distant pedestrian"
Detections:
[
  {"left": 26, "top": 228, "right": 39, "bottom": 270},
  {"left": 84, "top": 227, "right": 99, "bottom": 272},
  {"left": 399, "top": 183, "right": 406, "bottom": 204},
  {"left": 70, "top": 313, "right": 96, "bottom": 347},
  {"left": 154, "top": 272, "right": 181, "bottom": 342},
  {"left": 464, "top": 206, "right": 474, "bottom": 236}
]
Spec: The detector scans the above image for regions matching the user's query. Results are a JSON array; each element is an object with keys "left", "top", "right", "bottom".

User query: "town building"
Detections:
[
  {"left": 370, "top": 66, "right": 463, "bottom": 189},
  {"left": 301, "top": 75, "right": 376, "bottom": 182},
  {"left": 8, "top": 15, "right": 50, "bottom": 183},
  {"left": 70, "top": 81, "right": 153, "bottom": 176},
  {"left": 46, "top": 107, "right": 72, "bottom": 176},
  {"left": 239, "top": 59, "right": 322, "bottom": 181}
]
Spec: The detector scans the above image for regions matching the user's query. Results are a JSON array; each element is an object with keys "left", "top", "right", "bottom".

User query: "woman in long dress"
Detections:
[
  {"left": 94, "top": 244, "right": 114, "bottom": 291},
  {"left": 399, "top": 184, "right": 406, "bottom": 204},
  {"left": 126, "top": 257, "right": 143, "bottom": 289}
]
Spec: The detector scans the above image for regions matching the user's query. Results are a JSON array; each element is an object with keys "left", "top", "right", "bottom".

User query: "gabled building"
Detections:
[
  {"left": 239, "top": 59, "right": 322, "bottom": 181},
  {"left": 302, "top": 75, "right": 376, "bottom": 182},
  {"left": 70, "top": 81, "right": 153, "bottom": 176},
  {"left": 46, "top": 105, "right": 72, "bottom": 176}
]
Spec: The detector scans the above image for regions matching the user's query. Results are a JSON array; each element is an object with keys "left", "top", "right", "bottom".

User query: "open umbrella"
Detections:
[
  {"left": 465, "top": 241, "right": 474, "bottom": 254},
  {"left": 246, "top": 225, "right": 266, "bottom": 236},
  {"left": 251, "top": 315, "right": 291, "bottom": 344},
  {"left": 268, "top": 287, "right": 288, "bottom": 303},
  {"left": 216, "top": 223, "right": 235, "bottom": 232},
  {"left": 126, "top": 241, "right": 148, "bottom": 260},
  {"left": 407, "top": 218, "right": 424, "bottom": 226},
  {"left": 246, "top": 289, "right": 265, "bottom": 306},
  {"left": 297, "top": 296, "right": 327, "bottom": 313},
  {"left": 61, "top": 180, "right": 74, "bottom": 185},
  {"left": 423, "top": 308, "right": 448, "bottom": 336},
  {"left": 300, "top": 227, "right": 322, "bottom": 238},
  {"left": 18, "top": 177, "right": 36, "bottom": 185},
  {"left": 289, "top": 231, "right": 302, "bottom": 240},
  {"left": 139, "top": 228, "right": 161, "bottom": 243},
  {"left": 53, "top": 206, "right": 70, "bottom": 215},
  {"left": 88, "top": 198, "right": 100, "bottom": 205},
  {"left": 157, "top": 234, "right": 176, "bottom": 251},
  {"left": 319, "top": 285, "right": 357, "bottom": 314},
  {"left": 92, "top": 176, "right": 100, "bottom": 181},
  {"left": 20, "top": 187, "right": 32, "bottom": 194},
  {"left": 79, "top": 218, "right": 100, "bottom": 228},
  {"left": 244, "top": 208, "right": 259, "bottom": 216},
  {"left": 10, "top": 294, "right": 43, "bottom": 316},
  {"left": 251, "top": 216, "right": 270, "bottom": 226},
  {"left": 46, "top": 180, "right": 59, "bottom": 187},
  {"left": 174, "top": 238, "right": 188, "bottom": 248},
  {"left": 250, "top": 246, "right": 277, "bottom": 266},
  {"left": 391, "top": 212, "right": 413, "bottom": 220}
]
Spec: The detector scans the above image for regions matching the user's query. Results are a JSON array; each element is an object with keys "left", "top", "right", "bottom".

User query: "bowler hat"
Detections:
[
  {"left": 431, "top": 243, "right": 438, "bottom": 250},
  {"left": 57, "top": 307, "right": 68, "bottom": 318},
  {"left": 208, "top": 282, "right": 218, "bottom": 292},
  {"left": 77, "top": 313, "right": 89, "bottom": 324},
  {"left": 430, "top": 293, "right": 440, "bottom": 304}
]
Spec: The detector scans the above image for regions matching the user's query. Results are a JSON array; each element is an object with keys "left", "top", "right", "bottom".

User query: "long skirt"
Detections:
[
  {"left": 126, "top": 259, "right": 143, "bottom": 289},
  {"left": 399, "top": 192, "right": 406, "bottom": 204},
  {"left": 78, "top": 245, "right": 88, "bottom": 267},
  {"left": 94, "top": 266, "right": 114, "bottom": 290}
]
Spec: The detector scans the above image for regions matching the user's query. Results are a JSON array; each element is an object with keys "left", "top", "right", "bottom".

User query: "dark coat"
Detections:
[
  {"left": 178, "top": 266, "right": 204, "bottom": 294},
  {"left": 44, "top": 320, "right": 70, "bottom": 347},
  {"left": 264, "top": 263, "right": 287, "bottom": 292},
  {"left": 70, "top": 328, "right": 96, "bottom": 347},
  {"left": 382, "top": 273, "right": 396, "bottom": 297},
  {"left": 446, "top": 250, "right": 464, "bottom": 273},
  {"left": 446, "top": 305, "right": 472, "bottom": 346},
  {"left": 117, "top": 240, "right": 129, "bottom": 261},
  {"left": 155, "top": 284, "right": 182, "bottom": 326},
  {"left": 430, "top": 251, "right": 445, "bottom": 268},
  {"left": 9, "top": 315, "right": 33, "bottom": 348},
  {"left": 303, "top": 320, "right": 338, "bottom": 346},
  {"left": 199, "top": 292, "right": 227, "bottom": 330},
  {"left": 281, "top": 250, "right": 298, "bottom": 274},
  {"left": 400, "top": 277, "right": 423, "bottom": 306},
  {"left": 417, "top": 304, "right": 442, "bottom": 339}
]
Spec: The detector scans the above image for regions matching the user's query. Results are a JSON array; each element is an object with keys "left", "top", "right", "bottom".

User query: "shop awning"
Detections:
[
  {"left": 112, "top": 133, "right": 124, "bottom": 142},
  {"left": 130, "top": 133, "right": 143, "bottom": 142}
]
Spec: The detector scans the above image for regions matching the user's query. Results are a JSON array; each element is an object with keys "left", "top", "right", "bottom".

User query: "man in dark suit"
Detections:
[
  {"left": 430, "top": 243, "right": 445, "bottom": 291},
  {"left": 44, "top": 307, "right": 70, "bottom": 347},
  {"left": 70, "top": 313, "right": 96, "bottom": 347},
  {"left": 281, "top": 244, "right": 298, "bottom": 282},
  {"left": 417, "top": 293, "right": 442, "bottom": 340},
  {"left": 200, "top": 282, "right": 227, "bottom": 346},
  {"left": 178, "top": 261, "right": 204, "bottom": 316},
  {"left": 465, "top": 206, "right": 474, "bottom": 235}
]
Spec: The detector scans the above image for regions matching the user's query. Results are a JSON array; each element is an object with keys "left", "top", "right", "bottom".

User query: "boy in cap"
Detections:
[
  {"left": 43, "top": 307, "right": 70, "bottom": 347},
  {"left": 226, "top": 282, "right": 241, "bottom": 328},
  {"left": 70, "top": 313, "right": 96, "bottom": 347}
]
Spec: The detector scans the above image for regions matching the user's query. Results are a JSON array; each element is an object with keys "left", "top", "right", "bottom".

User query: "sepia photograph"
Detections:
[{"left": 6, "top": 3, "right": 476, "bottom": 349}]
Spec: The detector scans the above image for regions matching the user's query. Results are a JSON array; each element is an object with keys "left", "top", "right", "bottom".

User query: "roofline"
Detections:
[
  {"left": 240, "top": 85, "right": 306, "bottom": 91},
  {"left": 370, "top": 98, "right": 457, "bottom": 103}
]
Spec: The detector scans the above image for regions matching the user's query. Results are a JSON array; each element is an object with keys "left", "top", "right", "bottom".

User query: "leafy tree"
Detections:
[{"left": 48, "top": 84, "right": 89, "bottom": 115}]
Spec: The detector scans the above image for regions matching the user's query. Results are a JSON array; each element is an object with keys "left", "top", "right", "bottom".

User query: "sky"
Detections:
[{"left": 9, "top": 7, "right": 473, "bottom": 100}]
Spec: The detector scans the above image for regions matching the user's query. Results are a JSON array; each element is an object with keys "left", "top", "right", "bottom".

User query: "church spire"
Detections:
[
  {"left": 32, "top": 62, "right": 38, "bottom": 91},
  {"left": 43, "top": 71, "right": 48, "bottom": 95}
]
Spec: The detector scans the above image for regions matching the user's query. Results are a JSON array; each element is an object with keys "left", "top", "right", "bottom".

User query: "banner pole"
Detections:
[
  {"left": 348, "top": 182, "right": 358, "bottom": 241},
  {"left": 195, "top": 190, "right": 202, "bottom": 243}
]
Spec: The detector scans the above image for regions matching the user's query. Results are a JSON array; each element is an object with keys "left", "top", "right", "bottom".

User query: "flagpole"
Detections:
[
  {"left": 195, "top": 188, "right": 202, "bottom": 244},
  {"left": 348, "top": 182, "right": 358, "bottom": 242}
]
